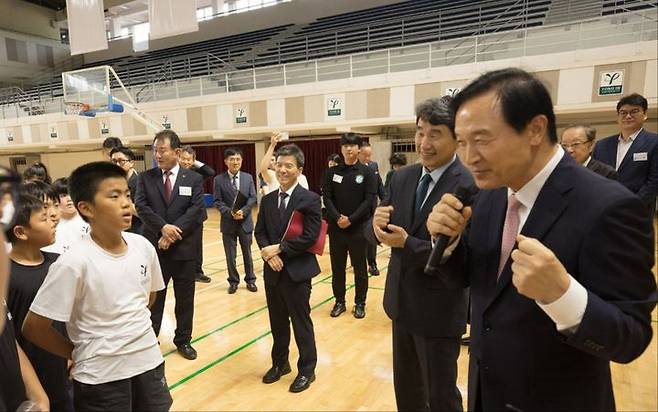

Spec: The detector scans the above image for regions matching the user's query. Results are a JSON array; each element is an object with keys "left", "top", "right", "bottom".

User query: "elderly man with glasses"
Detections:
[
  {"left": 593, "top": 93, "right": 658, "bottom": 215},
  {"left": 560, "top": 125, "right": 617, "bottom": 180}
]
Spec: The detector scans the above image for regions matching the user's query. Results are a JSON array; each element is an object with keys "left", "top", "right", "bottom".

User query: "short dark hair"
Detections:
[
  {"left": 360, "top": 141, "right": 372, "bottom": 148},
  {"left": 562, "top": 125, "right": 596, "bottom": 142},
  {"left": 109, "top": 146, "right": 135, "bottom": 161},
  {"left": 327, "top": 153, "right": 342, "bottom": 164},
  {"left": 389, "top": 153, "right": 408, "bottom": 166},
  {"left": 340, "top": 133, "right": 363, "bottom": 147},
  {"left": 452, "top": 68, "right": 558, "bottom": 143},
  {"left": 69, "top": 162, "right": 127, "bottom": 222},
  {"left": 181, "top": 145, "right": 196, "bottom": 157},
  {"left": 52, "top": 177, "right": 69, "bottom": 197},
  {"left": 224, "top": 147, "right": 243, "bottom": 159},
  {"left": 416, "top": 96, "right": 455, "bottom": 132},
  {"left": 23, "top": 162, "right": 51, "bottom": 184},
  {"left": 21, "top": 180, "right": 58, "bottom": 205},
  {"left": 616, "top": 93, "right": 648, "bottom": 112},
  {"left": 5, "top": 193, "right": 44, "bottom": 243},
  {"left": 102, "top": 137, "right": 123, "bottom": 150},
  {"left": 153, "top": 130, "right": 181, "bottom": 149},
  {"left": 275, "top": 144, "right": 305, "bottom": 168}
]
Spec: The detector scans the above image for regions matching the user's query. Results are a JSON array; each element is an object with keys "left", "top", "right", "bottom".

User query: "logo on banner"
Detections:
[
  {"left": 598, "top": 70, "right": 624, "bottom": 96},
  {"left": 235, "top": 108, "right": 247, "bottom": 124},
  {"left": 100, "top": 122, "right": 109, "bottom": 135},
  {"left": 445, "top": 87, "right": 461, "bottom": 97},
  {"left": 49, "top": 127, "right": 58, "bottom": 139},
  {"left": 161, "top": 115, "right": 171, "bottom": 129},
  {"left": 7, "top": 131, "right": 13, "bottom": 142},
  {"left": 327, "top": 97, "right": 343, "bottom": 117}
]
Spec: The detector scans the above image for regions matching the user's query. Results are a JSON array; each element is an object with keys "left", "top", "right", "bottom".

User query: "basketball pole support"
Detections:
[{"left": 106, "top": 66, "right": 163, "bottom": 133}]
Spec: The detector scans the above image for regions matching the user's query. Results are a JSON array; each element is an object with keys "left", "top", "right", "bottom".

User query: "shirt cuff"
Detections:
[{"left": 536, "top": 274, "right": 588, "bottom": 333}]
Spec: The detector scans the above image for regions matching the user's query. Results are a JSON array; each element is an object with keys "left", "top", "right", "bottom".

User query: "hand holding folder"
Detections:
[
  {"left": 282, "top": 210, "right": 328, "bottom": 255},
  {"left": 232, "top": 190, "right": 248, "bottom": 213}
]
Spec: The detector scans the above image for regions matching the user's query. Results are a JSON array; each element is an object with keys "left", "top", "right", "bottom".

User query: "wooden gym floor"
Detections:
[{"left": 159, "top": 208, "right": 657, "bottom": 411}]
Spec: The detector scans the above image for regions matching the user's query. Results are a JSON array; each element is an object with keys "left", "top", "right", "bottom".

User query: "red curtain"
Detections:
[
  {"left": 193, "top": 143, "right": 256, "bottom": 194},
  {"left": 280, "top": 138, "right": 342, "bottom": 193}
]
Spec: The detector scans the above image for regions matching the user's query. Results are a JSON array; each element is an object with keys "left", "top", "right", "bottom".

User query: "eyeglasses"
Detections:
[
  {"left": 618, "top": 109, "right": 643, "bottom": 118},
  {"left": 561, "top": 141, "right": 591, "bottom": 150},
  {"left": 112, "top": 158, "right": 131, "bottom": 165},
  {"left": 0, "top": 166, "right": 21, "bottom": 231}
]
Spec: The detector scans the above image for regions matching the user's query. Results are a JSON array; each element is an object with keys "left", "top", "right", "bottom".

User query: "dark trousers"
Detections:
[
  {"left": 73, "top": 362, "right": 172, "bottom": 412},
  {"left": 329, "top": 229, "right": 368, "bottom": 305},
  {"left": 195, "top": 223, "right": 204, "bottom": 275},
  {"left": 223, "top": 230, "right": 256, "bottom": 285},
  {"left": 392, "top": 321, "right": 463, "bottom": 412},
  {"left": 265, "top": 272, "right": 317, "bottom": 376},
  {"left": 366, "top": 243, "right": 377, "bottom": 267},
  {"left": 150, "top": 257, "right": 196, "bottom": 347}
]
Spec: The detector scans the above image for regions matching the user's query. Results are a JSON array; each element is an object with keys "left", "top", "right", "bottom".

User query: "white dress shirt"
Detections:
[
  {"left": 278, "top": 182, "right": 299, "bottom": 209},
  {"left": 229, "top": 171, "right": 240, "bottom": 191},
  {"left": 616, "top": 128, "right": 642, "bottom": 170},
  {"left": 508, "top": 145, "right": 588, "bottom": 333},
  {"left": 418, "top": 155, "right": 456, "bottom": 208},
  {"left": 162, "top": 163, "right": 180, "bottom": 186}
]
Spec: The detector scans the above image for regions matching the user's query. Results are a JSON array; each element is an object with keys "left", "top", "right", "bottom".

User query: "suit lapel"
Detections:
[
  {"left": 169, "top": 169, "right": 187, "bottom": 205},
  {"left": 618, "top": 130, "right": 646, "bottom": 172},
  {"left": 395, "top": 164, "right": 421, "bottom": 233},
  {"left": 605, "top": 138, "right": 619, "bottom": 167},
  {"left": 154, "top": 169, "right": 167, "bottom": 204},
  {"left": 484, "top": 156, "right": 573, "bottom": 312},
  {"left": 410, "top": 161, "right": 462, "bottom": 235}
]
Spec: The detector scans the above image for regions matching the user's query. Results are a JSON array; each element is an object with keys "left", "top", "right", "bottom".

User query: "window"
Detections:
[
  {"left": 119, "top": 27, "right": 130, "bottom": 38},
  {"left": 196, "top": 6, "right": 213, "bottom": 21}
]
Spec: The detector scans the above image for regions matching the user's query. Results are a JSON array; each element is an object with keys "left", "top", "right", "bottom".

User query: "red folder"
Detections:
[{"left": 282, "top": 210, "right": 328, "bottom": 255}]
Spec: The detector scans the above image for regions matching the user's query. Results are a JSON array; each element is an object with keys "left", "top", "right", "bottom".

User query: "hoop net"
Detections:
[{"left": 64, "top": 101, "right": 91, "bottom": 116}]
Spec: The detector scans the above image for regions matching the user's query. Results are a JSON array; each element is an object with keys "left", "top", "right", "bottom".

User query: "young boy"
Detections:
[
  {"left": 43, "top": 178, "right": 89, "bottom": 254},
  {"left": 7, "top": 193, "right": 71, "bottom": 411},
  {"left": 22, "top": 162, "right": 172, "bottom": 411}
]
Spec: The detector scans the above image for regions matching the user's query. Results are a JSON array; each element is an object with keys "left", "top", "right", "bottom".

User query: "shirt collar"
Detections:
[
  {"left": 163, "top": 163, "right": 180, "bottom": 176},
  {"left": 509, "top": 146, "right": 564, "bottom": 209},
  {"left": 421, "top": 155, "right": 456, "bottom": 183},
  {"left": 618, "top": 128, "right": 642, "bottom": 143},
  {"left": 582, "top": 156, "right": 592, "bottom": 167},
  {"left": 229, "top": 171, "right": 240, "bottom": 179},
  {"left": 279, "top": 182, "right": 298, "bottom": 198}
]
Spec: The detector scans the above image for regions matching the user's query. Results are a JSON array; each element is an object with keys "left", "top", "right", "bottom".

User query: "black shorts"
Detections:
[{"left": 73, "top": 362, "right": 172, "bottom": 412}]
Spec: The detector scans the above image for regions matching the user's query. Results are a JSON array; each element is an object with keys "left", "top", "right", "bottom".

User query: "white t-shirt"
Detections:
[
  {"left": 262, "top": 169, "right": 309, "bottom": 194},
  {"left": 42, "top": 214, "right": 89, "bottom": 254},
  {"left": 30, "top": 232, "right": 165, "bottom": 384}
]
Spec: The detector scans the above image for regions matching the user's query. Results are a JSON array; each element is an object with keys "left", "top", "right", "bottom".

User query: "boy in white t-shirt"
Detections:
[
  {"left": 42, "top": 178, "right": 89, "bottom": 254},
  {"left": 22, "top": 162, "right": 172, "bottom": 411}
]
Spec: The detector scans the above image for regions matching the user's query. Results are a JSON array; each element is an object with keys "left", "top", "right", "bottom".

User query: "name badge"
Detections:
[
  {"left": 332, "top": 174, "right": 343, "bottom": 184},
  {"left": 633, "top": 152, "right": 648, "bottom": 161},
  {"left": 179, "top": 186, "right": 192, "bottom": 196}
]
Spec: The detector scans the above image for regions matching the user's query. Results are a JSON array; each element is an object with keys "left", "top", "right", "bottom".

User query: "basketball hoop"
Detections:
[{"left": 64, "top": 101, "right": 91, "bottom": 116}]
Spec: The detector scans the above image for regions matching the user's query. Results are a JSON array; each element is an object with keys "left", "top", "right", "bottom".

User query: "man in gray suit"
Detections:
[
  {"left": 560, "top": 125, "right": 618, "bottom": 180},
  {"left": 367, "top": 96, "right": 476, "bottom": 411},
  {"left": 213, "top": 147, "right": 258, "bottom": 294}
]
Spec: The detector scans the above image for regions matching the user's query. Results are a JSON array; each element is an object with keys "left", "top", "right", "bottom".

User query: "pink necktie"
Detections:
[
  {"left": 164, "top": 171, "right": 172, "bottom": 202},
  {"left": 497, "top": 193, "right": 521, "bottom": 278}
]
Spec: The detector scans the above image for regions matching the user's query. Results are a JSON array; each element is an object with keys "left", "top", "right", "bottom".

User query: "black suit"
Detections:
[
  {"left": 438, "top": 154, "right": 656, "bottom": 411},
  {"left": 363, "top": 161, "right": 384, "bottom": 269},
  {"left": 366, "top": 159, "right": 476, "bottom": 412},
  {"left": 254, "top": 185, "right": 321, "bottom": 375},
  {"left": 586, "top": 158, "right": 618, "bottom": 180},
  {"left": 135, "top": 165, "right": 205, "bottom": 346},
  {"left": 127, "top": 171, "right": 143, "bottom": 234},
  {"left": 190, "top": 163, "right": 216, "bottom": 275},
  {"left": 213, "top": 171, "right": 258, "bottom": 286}
]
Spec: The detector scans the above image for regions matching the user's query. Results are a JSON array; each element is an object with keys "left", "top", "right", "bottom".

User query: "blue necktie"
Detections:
[{"left": 415, "top": 173, "right": 432, "bottom": 212}]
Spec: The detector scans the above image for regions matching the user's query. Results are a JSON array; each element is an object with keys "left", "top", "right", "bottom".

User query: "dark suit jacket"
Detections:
[
  {"left": 365, "top": 161, "right": 385, "bottom": 200},
  {"left": 586, "top": 158, "right": 618, "bottom": 180},
  {"left": 440, "top": 154, "right": 656, "bottom": 411},
  {"left": 366, "top": 160, "right": 476, "bottom": 337},
  {"left": 593, "top": 129, "right": 658, "bottom": 209},
  {"left": 135, "top": 165, "right": 205, "bottom": 261},
  {"left": 191, "top": 163, "right": 216, "bottom": 180},
  {"left": 254, "top": 185, "right": 322, "bottom": 286},
  {"left": 213, "top": 171, "right": 257, "bottom": 234}
]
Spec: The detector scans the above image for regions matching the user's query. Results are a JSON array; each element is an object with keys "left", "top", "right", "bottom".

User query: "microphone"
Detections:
[{"left": 424, "top": 186, "right": 474, "bottom": 275}]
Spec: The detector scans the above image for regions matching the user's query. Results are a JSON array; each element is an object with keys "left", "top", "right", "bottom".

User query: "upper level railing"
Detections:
[{"left": 0, "top": 7, "right": 656, "bottom": 121}]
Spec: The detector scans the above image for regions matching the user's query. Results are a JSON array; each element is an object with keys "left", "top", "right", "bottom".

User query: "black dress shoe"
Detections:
[
  {"left": 228, "top": 284, "right": 238, "bottom": 294},
  {"left": 262, "top": 362, "right": 291, "bottom": 384},
  {"left": 330, "top": 302, "right": 346, "bottom": 317},
  {"left": 246, "top": 283, "right": 258, "bottom": 292},
  {"left": 177, "top": 344, "right": 197, "bottom": 360},
  {"left": 289, "top": 374, "right": 315, "bottom": 393},
  {"left": 195, "top": 274, "right": 211, "bottom": 283},
  {"left": 369, "top": 265, "right": 380, "bottom": 276},
  {"left": 353, "top": 304, "right": 366, "bottom": 319}
]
